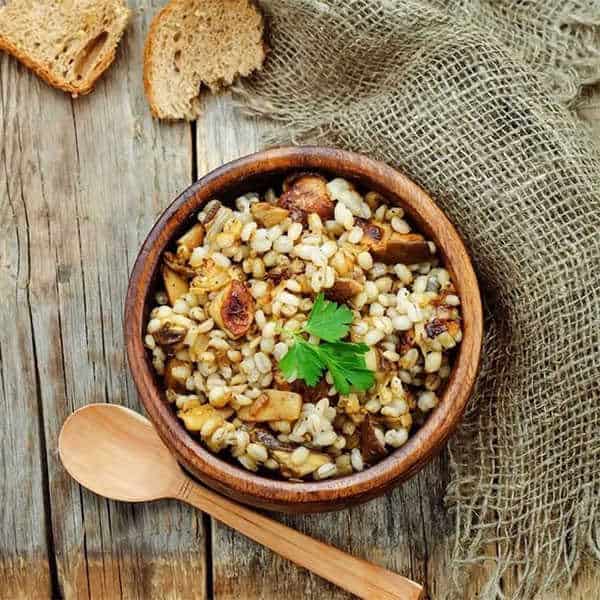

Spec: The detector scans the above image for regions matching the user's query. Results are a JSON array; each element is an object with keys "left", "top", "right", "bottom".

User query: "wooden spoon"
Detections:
[{"left": 59, "top": 404, "right": 424, "bottom": 600}]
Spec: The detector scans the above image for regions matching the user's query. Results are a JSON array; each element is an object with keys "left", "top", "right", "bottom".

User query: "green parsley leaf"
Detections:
[
  {"left": 277, "top": 296, "right": 375, "bottom": 393},
  {"left": 303, "top": 292, "right": 353, "bottom": 343},
  {"left": 278, "top": 337, "right": 325, "bottom": 387},
  {"left": 318, "top": 342, "right": 375, "bottom": 394}
]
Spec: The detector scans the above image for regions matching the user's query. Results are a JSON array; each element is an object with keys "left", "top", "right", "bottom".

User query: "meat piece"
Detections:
[
  {"left": 209, "top": 280, "right": 254, "bottom": 339},
  {"left": 278, "top": 172, "right": 334, "bottom": 223},
  {"left": 360, "top": 415, "right": 387, "bottom": 463}
]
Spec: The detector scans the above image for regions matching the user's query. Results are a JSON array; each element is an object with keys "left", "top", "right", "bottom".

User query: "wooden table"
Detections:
[{"left": 2, "top": 5, "right": 599, "bottom": 598}]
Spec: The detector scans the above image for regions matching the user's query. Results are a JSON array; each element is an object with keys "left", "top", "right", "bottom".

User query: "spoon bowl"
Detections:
[{"left": 59, "top": 403, "right": 184, "bottom": 502}]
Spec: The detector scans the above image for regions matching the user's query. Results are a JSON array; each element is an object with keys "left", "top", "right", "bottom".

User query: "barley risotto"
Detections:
[{"left": 144, "top": 173, "right": 462, "bottom": 481}]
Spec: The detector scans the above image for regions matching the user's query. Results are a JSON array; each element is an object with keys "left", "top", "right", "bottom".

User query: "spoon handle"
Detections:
[{"left": 176, "top": 477, "right": 423, "bottom": 600}]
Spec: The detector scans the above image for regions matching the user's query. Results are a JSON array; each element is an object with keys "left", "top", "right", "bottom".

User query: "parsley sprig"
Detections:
[{"left": 277, "top": 293, "right": 375, "bottom": 395}]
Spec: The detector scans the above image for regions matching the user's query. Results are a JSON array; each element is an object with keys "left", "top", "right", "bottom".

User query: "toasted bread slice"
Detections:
[
  {"left": 0, "top": 0, "right": 130, "bottom": 96},
  {"left": 144, "top": 0, "right": 266, "bottom": 120}
]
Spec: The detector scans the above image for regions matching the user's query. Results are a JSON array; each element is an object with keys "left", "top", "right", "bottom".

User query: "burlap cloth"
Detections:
[{"left": 234, "top": 1, "right": 600, "bottom": 598}]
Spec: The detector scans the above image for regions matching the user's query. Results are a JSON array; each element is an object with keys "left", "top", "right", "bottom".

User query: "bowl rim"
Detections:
[{"left": 124, "top": 145, "right": 483, "bottom": 510}]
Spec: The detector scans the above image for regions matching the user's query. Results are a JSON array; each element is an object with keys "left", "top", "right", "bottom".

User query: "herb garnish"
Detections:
[{"left": 277, "top": 293, "right": 375, "bottom": 394}]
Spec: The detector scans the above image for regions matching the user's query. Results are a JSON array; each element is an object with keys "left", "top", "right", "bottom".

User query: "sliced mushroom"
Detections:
[
  {"left": 250, "top": 427, "right": 295, "bottom": 451},
  {"left": 162, "top": 266, "right": 189, "bottom": 305},
  {"left": 209, "top": 280, "right": 255, "bottom": 339},
  {"left": 278, "top": 172, "right": 334, "bottom": 223},
  {"left": 360, "top": 415, "right": 387, "bottom": 463},
  {"left": 163, "top": 251, "right": 197, "bottom": 278},
  {"left": 325, "top": 278, "right": 363, "bottom": 303},
  {"left": 189, "top": 333, "right": 210, "bottom": 362},
  {"left": 154, "top": 321, "right": 187, "bottom": 350},
  {"left": 198, "top": 199, "right": 222, "bottom": 225},
  {"left": 190, "top": 258, "right": 231, "bottom": 292},
  {"left": 177, "top": 223, "right": 205, "bottom": 250},
  {"left": 397, "top": 329, "right": 416, "bottom": 355},
  {"left": 372, "top": 413, "right": 412, "bottom": 430},
  {"left": 383, "top": 233, "right": 432, "bottom": 265},
  {"left": 164, "top": 358, "right": 191, "bottom": 393},
  {"left": 272, "top": 449, "right": 330, "bottom": 478},
  {"left": 178, "top": 404, "right": 224, "bottom": 432},
  {"left": 265, "top": 267, "right": 290, "bottom": 286},
  {"left": 364, "top": 348, "right": 380, "bottom": 372},
  {"left": 358, "top": 219, "right": 432, "bottom": 264},
  {"left": 207, "top": 210, "right": 233, "bottom": 246},
  {"left": 251, "top": 202, "right": 290, "bottom": 227},
  {"left": 238, "top": 390, "right": 302, "bottom": 422}
]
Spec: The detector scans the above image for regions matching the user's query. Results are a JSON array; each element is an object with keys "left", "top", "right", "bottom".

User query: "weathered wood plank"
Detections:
[
  {"left": 0, "top": 1, "right": 206, "bottom": 597},
  {"left": 0, "top": 44, "right": 53, "bottom": 600}
]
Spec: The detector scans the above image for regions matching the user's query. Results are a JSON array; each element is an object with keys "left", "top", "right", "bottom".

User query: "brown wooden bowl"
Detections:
[{"left": 125, "top": 146, "right": 483, "bottom": 513}]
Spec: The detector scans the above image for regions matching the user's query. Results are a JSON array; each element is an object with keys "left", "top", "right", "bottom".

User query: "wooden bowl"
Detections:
[{"left": 125, "top": 146, "right": 483, "bottom": 513}]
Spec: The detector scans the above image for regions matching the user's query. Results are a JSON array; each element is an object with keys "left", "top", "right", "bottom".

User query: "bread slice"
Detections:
[
  {"left": 0, "top": 0, "right": 130, "bottom": 96},
  {"left": 144, "top": 0, "right": 266, "bottom": 120}
]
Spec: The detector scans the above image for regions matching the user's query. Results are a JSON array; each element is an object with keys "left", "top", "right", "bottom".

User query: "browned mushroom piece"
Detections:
[
  {"left": 357, "top": 219, "right": 432, "bottom": 265},
  {"left": 163, "top": 251, "right": 197, "bottom": 278},
  {"left": 238, "top": 390, "right": 302, "bottom": 422},
  {"left": 177, "top": 223, "right": 205, "bottom": 250},
  {"left": 272, "top": 450, "right": 330, "bottom": 478},
  {"left": 164, "top": 358, "right": 190, "bottom": 393},
  {"left": 360, "top": 415, "right": 388, "bottom": 463},
  {"left": 290, "top": 378, "right": 332, "bottom": 403},
  {"left": 250, "top": 427, "right": 295, "bottom": 451},
  {"left": 209, "top": 280, "right": 254, "bottom": 339},
  {"left": 190, "top": 258, "right": 231, "bottom": 292},
  {"left": 154, "top": 321, "right": 187, "bottom": 351},
  {"left": 251, "top": 202, "right": 290, "bottom": 227},
  {"left": 397, "top": 328, "right": 416, "bottom": 355},
  {"left": 200, "top": 200, "right": 233, "bottom": 245},
  {"left": 383, "top": 233, "right": 432, "bottom": 265},
  {"left": 325, "top": 278, "right": 363, "bottom": 303},
  {"left": 278, "top": 172, "right": 334, "bottom": 223},
  {"left": 265, "top": 267, "right": 290, "bottom": 286},
  {"left": 198, "top": 199, "right": 222, "bottom": 225},
  {"left": 162, "top": 265, "right": 189, "bottom": 305}
]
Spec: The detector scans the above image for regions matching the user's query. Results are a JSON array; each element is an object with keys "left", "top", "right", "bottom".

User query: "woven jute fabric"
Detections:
[{"left": 235, "top": 1, "right": 600, "bottom": 598}]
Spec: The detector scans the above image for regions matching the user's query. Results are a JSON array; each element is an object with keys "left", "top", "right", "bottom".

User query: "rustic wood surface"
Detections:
[{"left": 1, "top": 0, "right": 599, "bottom": 596}]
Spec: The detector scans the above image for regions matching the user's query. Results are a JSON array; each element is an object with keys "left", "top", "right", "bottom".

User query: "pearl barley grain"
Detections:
[{"left": 358, "top": 251, "right": 373, "bottom": 270}]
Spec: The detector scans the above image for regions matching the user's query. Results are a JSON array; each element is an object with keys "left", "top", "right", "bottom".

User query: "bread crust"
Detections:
[
  {"left": 143, "top": 0, "right": 175, "bottom": 117},
  {"left": 143, "top": 0, "right": 267, "bottom": 120},
  {"left": 0, "top": 3, "right": 129, "bottom": 96}
]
